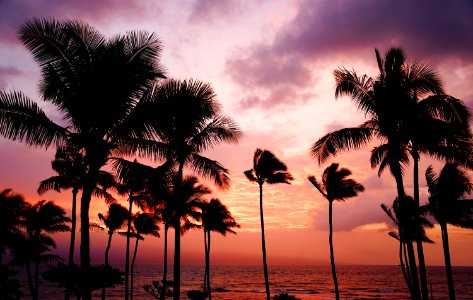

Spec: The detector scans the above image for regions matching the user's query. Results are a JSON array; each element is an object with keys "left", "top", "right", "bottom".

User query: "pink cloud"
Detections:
[{"left": 225, "top": 0, "right": 473, "bottom": 110}]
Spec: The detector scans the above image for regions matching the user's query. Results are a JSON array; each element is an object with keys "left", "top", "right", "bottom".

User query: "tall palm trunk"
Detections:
[
  {"left": 206, "top": 231, "right": 211, "bottom": 300},
  {"left": 160, "top": 225, "right": 168, "bottom": 300},
  {"left": 80, "top": 181, "right": 94, "bottom": 300},
  {"left": 125, "top": 197, "right": 133, "bottom": 300},
  {"left": 259, "top": 183, "right": 271, "bottom": 300},
  {"left": 102, "top": 232, "right": 113, "bottom": 300},
  {"left": 34, "top": 260, "right": 40, "bottom": 300},
  {"left": 65, "top": 189, "right": 78, "bottom": 300},
  {"left": 328, "top": 200, "right": 340, "bottom": 300},
  {"left": 392, "top": 161, "right": 420, "bottom": 300},
  {"left": 26, "top": 262, "right": 35, "bottom": 300},
  {"left": 173, "top": 164, "right": 184, "bottom": 300},
  {"left": 440, "top": 223, "right": 456, "bottom": 300},
  {"left": 203, "top": 230, "right": 208, "bottom": 295},
  {"left": 131, "top": 238, "right": 140, "bottom": 300},
  {"left": 412, "top": 149, "right": 429, "bottom": 300}
]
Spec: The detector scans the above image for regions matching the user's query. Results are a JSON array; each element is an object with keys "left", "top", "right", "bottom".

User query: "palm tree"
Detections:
[
  {"left": 147, "top": 78, "right": 240, "bottom": 299},
  {"left": 91, "top": 203, "right": 129, "bottom": 300},
  {"left": 425, "top": 163, "right": 473, "bottom": 300},
  {"left": 129, "top": 212, "right": 160, "bottom": 300},
  {"left": 381, "top": 196, "right": 435, "bottom": 295},
  {"left": 201, "top": 198, "right": 239, "bottom": 300},
  {"left": 0, "top": 18, "right": 165, "bottom": 300},
  {"left": 11, "top": 200, "right": 71, "bottom": 300},
  {"left": 311, "top": 47, "right": 471, "bottom": 300},
  {"left": 245, "top": 148, "right": 293, "bottom": 300},
  {"left": 0, "top": 189, "right": 28, "bottom": 263},
  {"left": 37, "top": 145, "right": 116, "bottom": 273},
  {"left": 308, "top": 163, "right": 364, "bottom": 300}
]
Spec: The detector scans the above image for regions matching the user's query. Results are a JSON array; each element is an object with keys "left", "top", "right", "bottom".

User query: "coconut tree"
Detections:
[
  {"left": 144, "top": 78, "right": 240, "bottom": 299},
  {"left": 128, "top": 212, "right": 160, "bottom": 300},
  {"left": 91, "top": 203, "right": 129, "bottom": 300},
  {"left": 0, "top": 18, "right": 165, "bottom": 299},
  {"left": 38, "top": 144, "right": 116, "bottom": 271},
  {"left": 308, "top": 163, "right": 364, "bottom": 300},
  {"left": 381, "top": 196, "right": 435, "bottom": 294},
  {"left": 244, "top": 148, "right": 293, "bottom": 300},
  {"left": 425, "top": 163, "right": 473, "bottom": 300},
  {"left": 201, "top": 198, "right": 239, "bottom": 300},
  {"left": 311, "top": 47, "right": 470, "bottom": 300},
  {"left": 11, "top": 200, "right": 70, "bottom": 300}
]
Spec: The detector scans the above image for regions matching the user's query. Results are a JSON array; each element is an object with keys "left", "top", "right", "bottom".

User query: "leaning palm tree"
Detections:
[
  {"left": 129, "top": 212, "right": 160, "bottom": 300},
  {"left": 311, "top": 47, "right": 470, "bottom": 300},
  {"left": 12, "top": 200, "right": 71, "bottom": 300},
  {"left": 245, "top": 148, "right": 293, "bottom": 300},
  {"left": 147, "top": 78, "right": 240, "bottom": 299},
  {"left": 425, "top": 163, "right": 473, "bottom": 300},
  {"left": 201, "top": 198, "right": 239, "bottom": 300},
  {"left": 0, "top": 18, "right": 165, "bottom": 300},
  {"left": 91, "top": 203, "right": 129, "bottom": 300},
  {"left": 308, "top": 163, "right": 364, "bottom": 300}
]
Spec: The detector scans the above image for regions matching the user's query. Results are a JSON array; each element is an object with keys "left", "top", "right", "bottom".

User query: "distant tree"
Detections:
[
  {"left": 91, "top": 203, "right": 129, "bottom": 300},
  {"left": 425, "top": 163, "right": 473, "bottom": 300},
  {"left": 308, "top": 163, "right": 364, "bottom": 300},
  {"left": 0, "top": 189, "right": 28, "bottom": 262},
  {"left": 128, "top": 212, "right": 160, "bottom": 300},
  {"left": 11, "top": 200, "right": 70, "bottom": 300},
  {"left": 381, "top": 196, "right": 434, "bottom": 294},
  {"left": 245, "top": 148, "right": 293, "bottom": 300},
  {"left": 201, "top": 198, "right": 240, "bottom": 299}
]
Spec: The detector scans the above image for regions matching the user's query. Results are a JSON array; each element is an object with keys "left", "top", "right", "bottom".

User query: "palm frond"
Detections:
[{"left": 189, "top": 153, "right": 230, "bottom": 190}]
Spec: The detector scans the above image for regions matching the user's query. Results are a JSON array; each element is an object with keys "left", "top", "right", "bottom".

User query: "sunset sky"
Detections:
[{"left": 0, "top": 0, "right": 472, "bottom": 266}]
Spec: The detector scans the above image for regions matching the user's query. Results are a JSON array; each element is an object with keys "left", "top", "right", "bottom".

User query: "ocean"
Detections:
[{"left": 14, "top": 264, "right": 473, "bottom": 299}]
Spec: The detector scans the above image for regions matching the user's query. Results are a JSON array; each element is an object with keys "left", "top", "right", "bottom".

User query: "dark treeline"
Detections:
[{"left": 0, "top": 18, "right": 472, "bottom": 300}]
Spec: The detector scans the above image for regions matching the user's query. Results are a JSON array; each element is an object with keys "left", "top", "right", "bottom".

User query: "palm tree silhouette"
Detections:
[
  {"left": 128, "top": 212, "right": 160, "bottom": 300},
  {"left": 308, "top": 163, "right": 364, "bottom": 300},
  {"left": 38, "top": 145, "right": 116, "bottom": 273},
  {"left": 0, "top": 18, "right": 165, "bottom": 299},
  {"left": 201, "top": 198, "right": 239, "bottom": 300},
  {"left": 11, "top": 200, "right": 70, "bottom": 300},
  {"left": 425, "top": 163, "right": 473, "bottom": 300},
  {"left": 381, "top": 196, "right": 434, "bottom": 295},
  {"left": 311, "top": 47, "right": 471, "bottom": 299},
  {"left": 0, "top": 189, "right": 28, "bottom": 263},
  {"left": 149, "top": 79, "right": 240, "bottom": 299},
  {"left": 245, "top": 148, "right": 293, "bottom": 300},
  {"left": 91, "top": 203, "right": 129, "bottom": 300}
]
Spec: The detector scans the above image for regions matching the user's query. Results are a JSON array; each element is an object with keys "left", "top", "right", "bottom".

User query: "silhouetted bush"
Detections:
[{"left": 272, "top": 293, "right": 301, "bottom": 300}]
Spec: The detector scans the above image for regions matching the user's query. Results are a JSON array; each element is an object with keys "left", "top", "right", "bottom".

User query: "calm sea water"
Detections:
[{"left": 15, "top": 264, "right": 473, "bottom": 299}]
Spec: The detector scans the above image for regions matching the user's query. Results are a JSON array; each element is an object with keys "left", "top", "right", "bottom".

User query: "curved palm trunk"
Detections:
[
  {"left": 412, "top": 150, "right": 429, "bottom": 300},
  {"left": 125, "top": 197, "right": 133, "bottom": 300},
  {"left": 65, "top": 189, "right": 78, "bottom": 300},
  {"left": 80, "top": 181, "right": 95, "bottom": 300},
  {"left": 131, "top": 237, "right": 140, "bottom": 300},
  {"left": 406, "top": 240, "right": 420, "bottom": 300},
  {"left": 441, "top": 223, "right": 456, "bottom": 300},
  {"left": 399, "top": 230, "right": 413, "bottom": 297},
  {"left": 206, "top": 231, "right": 211, "bottom": 300},
  {"left": 160, "top": 225, "right": 168, "bottom": 300},
  {"left": 328, "top": 201, "right": 339, "bottom": 300},
  {"left": 259, "top": 183, "right": 271, "bottom": 300},
  {"left": 102, "top": 232, "right": 113, "bottom": 300}
]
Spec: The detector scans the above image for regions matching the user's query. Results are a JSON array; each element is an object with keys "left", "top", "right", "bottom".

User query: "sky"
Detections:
[{"left": 0, "top": 0, "right": 472, "bottom": 267}]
